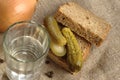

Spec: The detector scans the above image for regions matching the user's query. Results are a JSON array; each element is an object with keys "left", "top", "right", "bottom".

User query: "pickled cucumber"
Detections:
[
  {"left": 44, "top": 16, "right": 66, "bottom": 46},
  {"left": 62, "top": 27, "right": 83, "bottom": 72},
  {"left": 50, "top": 40, "right": 66, "bottom": 57}
]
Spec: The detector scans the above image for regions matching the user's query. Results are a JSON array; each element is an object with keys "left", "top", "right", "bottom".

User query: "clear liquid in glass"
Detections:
[{"left": 6, "top": 36, "right": 46, "bottom": 80}]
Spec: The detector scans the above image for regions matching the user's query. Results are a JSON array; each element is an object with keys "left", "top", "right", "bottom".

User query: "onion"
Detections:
[{"left": 0, "top": 0, "right": 37, "bottom": 32}]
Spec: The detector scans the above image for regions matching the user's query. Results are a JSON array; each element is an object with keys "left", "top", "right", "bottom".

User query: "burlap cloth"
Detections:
[{"left": 0, "top": 0, "right": 120, "bottom": 80}]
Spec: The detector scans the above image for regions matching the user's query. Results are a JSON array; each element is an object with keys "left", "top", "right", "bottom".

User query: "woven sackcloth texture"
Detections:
[{"left": 0, "top": 0, "right": 120, "bottom": 80}]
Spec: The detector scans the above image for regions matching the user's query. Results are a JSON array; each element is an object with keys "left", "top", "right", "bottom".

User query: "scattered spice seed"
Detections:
[
  {"left": 45, "top": 60, "right": 50, "bottom": 64},
  {"left": 0, "top": 58, "right": 4, "bottom": 63},
  {"left": 45, "top": 71, "right": 54, "bottom": 78}
]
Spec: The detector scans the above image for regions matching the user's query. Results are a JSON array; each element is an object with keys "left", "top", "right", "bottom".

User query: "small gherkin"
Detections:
[
  {"left": 44, "top": 16, "right": 67, "bottom": 46},
  {"left": 62, "top": 27, "right": 83, "bottom": 72}
]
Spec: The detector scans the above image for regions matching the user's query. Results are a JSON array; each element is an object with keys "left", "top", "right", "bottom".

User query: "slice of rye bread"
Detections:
[
  {"left": 48, "top": 33, "right": 91, "bottom": 74},
  {"left": 54, "top": 2, "right": 111, "bottom": 46}
]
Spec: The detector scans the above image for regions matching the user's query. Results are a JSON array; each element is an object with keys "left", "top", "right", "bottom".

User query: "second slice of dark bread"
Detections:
[{"left": 54, "top": 2, "right": 111, "bottom": 46}]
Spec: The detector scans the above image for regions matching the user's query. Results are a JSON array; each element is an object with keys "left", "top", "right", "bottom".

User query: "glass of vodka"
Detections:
[{"left": 3, "top": 21, "right": 50, "bottom": 80}]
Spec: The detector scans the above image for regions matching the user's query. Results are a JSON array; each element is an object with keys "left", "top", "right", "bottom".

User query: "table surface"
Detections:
[{"left": 0, "top": 0, "right": 120, "bottom": 80}]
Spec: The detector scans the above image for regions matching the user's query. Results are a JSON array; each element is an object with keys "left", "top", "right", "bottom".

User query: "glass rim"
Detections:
[{"left": 3, "top": 20, "right": 50, "bottom": 63}]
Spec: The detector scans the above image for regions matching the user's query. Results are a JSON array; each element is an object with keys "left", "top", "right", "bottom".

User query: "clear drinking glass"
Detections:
[{"left": 3, "top": 21, "right": 49, "bottom": 80}]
